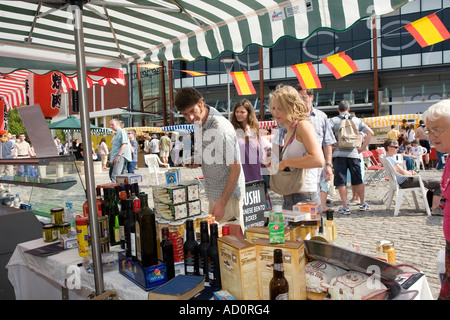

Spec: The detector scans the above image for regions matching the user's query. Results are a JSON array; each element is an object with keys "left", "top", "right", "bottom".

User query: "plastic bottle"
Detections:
[
  {"left": 64, "top": 202, "right": 75, "bottom": 230},
  {"left": 13, "top": 194, "right": 20, "bottom": 208}
]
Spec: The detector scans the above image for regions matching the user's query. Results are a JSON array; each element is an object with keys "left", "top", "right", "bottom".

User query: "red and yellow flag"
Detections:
[
  {"left": 322, "top": 52, "right": 358, "bottom": 79},
  {"left": 405, "top": 13, "right": 450, "bottom": 48},
  {"left": 230, "top": 71, "right": 256, "bottom": 95},
  {"left": 181, "top": 70, "right": 207, "bottom": 76},
  {"left": 290, "top": 62, "right": 321, "bottom": 89}
]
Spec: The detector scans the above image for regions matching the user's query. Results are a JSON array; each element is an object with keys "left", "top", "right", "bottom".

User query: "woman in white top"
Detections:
[
  {"left": 269, "top": 85, "right": 325, "bottom": 210},
  {"left": 97, "top": 137, "right": 109, "bottom": 169}
]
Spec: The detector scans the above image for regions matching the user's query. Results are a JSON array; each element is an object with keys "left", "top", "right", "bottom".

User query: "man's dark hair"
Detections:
[
  {"left": 338, "top": 100, "right": 350, "bottom": 112},
  {"left": 292, "top": 84, "right": 314, "bottom": 96},
  {"left": 383, "top": 138, "right": 397, "bottom": 150},
  {"left": 174, "top": 88, "right": 203, "bottom": 112}
]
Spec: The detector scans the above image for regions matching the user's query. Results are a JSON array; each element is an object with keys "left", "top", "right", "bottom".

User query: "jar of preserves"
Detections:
[
  {"left": 382, "top": 241, "right": 396, "bottom": 264},
  {"left": 50, "top": 207, "right": 64, "bottom": 225},
  {"left": 43, "top": 224, "right": 58, "bottom": 242},
  {"left": 58, "top": 223, "right": 71, "bottom": 237}
]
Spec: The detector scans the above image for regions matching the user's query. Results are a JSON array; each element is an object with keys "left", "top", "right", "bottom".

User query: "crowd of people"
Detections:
[{"left": 0, "top": 85, "right": 448, "bottom": 299}]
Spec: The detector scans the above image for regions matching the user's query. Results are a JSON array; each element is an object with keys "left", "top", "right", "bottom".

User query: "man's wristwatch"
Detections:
[{"left": 325, "top": 163, "right": 333, "bottom": 169}]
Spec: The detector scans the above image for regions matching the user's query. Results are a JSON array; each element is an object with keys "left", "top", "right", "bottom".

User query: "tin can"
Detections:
[
  {"left": 87, "top": 216, "right": 109, "bottom": 239},
  {"left": 169, "top": 220, "right": 186, "bottom": 240},
  {"left": 43, "top": 224, "right": 58, "bottom": 242},
  {"left": 50, "top": 207, "right": 64, "bottom": 225},
  {"left": 75, "top": 217, "right": 90, "bottom": 257}
]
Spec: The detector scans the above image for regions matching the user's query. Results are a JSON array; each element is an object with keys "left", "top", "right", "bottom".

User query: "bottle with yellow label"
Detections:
[{"left": 323, "top": 210, "right": 337, "bottom": 242}]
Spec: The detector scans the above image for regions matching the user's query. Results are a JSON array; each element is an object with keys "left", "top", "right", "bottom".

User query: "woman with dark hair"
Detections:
[{"left": 230, "top": 99, "right": 264, "bottom": 182}]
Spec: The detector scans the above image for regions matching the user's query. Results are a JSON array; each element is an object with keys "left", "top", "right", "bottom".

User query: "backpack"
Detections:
[{"left": 337, "top": 115, "right": 360, "bottom": 148}]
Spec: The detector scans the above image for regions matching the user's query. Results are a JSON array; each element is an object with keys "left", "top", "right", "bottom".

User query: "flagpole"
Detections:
[{"left": 221, "top": 58, "right": 235, "bottom": 119}]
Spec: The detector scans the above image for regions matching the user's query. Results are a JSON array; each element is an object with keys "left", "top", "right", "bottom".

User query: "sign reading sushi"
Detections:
[{"left": 243, "top": 181, "right": 267, "bottom": 230}]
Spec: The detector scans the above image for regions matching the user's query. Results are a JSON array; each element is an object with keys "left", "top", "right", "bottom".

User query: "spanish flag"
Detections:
[
  {"left": 230, "top": 71, "right": 256, "bottom": 95},
  {"left": 322, "top": 52, "right": 358, "bottom": 79},
  {"left": 291, "top": 62, "right": 321, "bottom": 89},
  {"left": 181, "top": 70, "right": 207, "bottom": 76},
  {"left": 405, "top": 13, "right": 450, "bottom": 48}
]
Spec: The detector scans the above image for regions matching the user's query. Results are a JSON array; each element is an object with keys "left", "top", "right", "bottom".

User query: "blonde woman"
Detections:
[
  {"left": 97, "top": 137, "right": 109, "bottom": 169},
  {"left": 269, "top": 85, "right": 324, "bottom": 210}
]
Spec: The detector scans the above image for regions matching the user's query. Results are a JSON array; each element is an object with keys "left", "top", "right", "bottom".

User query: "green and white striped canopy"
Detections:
[{"left": 0, "top": 0, "right": 412, "bottom": 74}]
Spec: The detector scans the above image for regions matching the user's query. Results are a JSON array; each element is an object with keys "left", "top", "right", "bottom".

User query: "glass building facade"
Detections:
[{"left": 131, "top": 0, "right": 450, "bottom": 125}]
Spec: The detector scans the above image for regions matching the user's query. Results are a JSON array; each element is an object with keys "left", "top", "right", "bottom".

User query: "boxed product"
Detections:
[
  {"left": 282, "top": 210, "right": 319, "bottom": 222},
  {"left": 289, "top": 218, "right": 321, "bottom": 241},
  {"left": 116, "top": 174, "right": 143, "bottom": 185},
  {"left": 254, "top": 238, "right": 307, "bottom": 300},
  {"left": 245, "top": 226, "right": 294, "bottom": 243},
  {"left": 118, "top": 251, "right": 167, "bottom": 291},
  {"left": 187, "top": 200, "right": 201, "bottom": 217},
  {"left": 154, "top": 202, "right": 188, "bottom": 221},
  {"left": 153, "top": 185, "right": 186, "bottom": 205},
  {"left": 268, "top": 211, "right": 284, "bottom": 243},
  {"left": 213, "top": 289, "right": 237, "bottom": 300},
  {"left": 293, "top": 202, "right": 320, "bottom": 215},
  {"left": 217, "top": 235, "right": 259, "bottom": 300},
  {"left": 165, "top": 169, "right": 181, "bottom": 185},
  {"left": 180, "top": 180, "right": 200, "bottom": 201},
  {"left": 60, "top": 232, "right": 78, "bottom": 249}
]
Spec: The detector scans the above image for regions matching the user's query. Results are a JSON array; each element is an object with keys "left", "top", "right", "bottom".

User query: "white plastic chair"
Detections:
[
  {"left": 144, "top": 154, "right": 170, "bottom": 186},
  {"left": 394, "top": 153, "right": 406, "bottom": 169},
  {"left": 413, "top": 147, "right": 427, "bottom": 171},
  {"left": 380, "top": 157, "right": 430, "bottom": 216}
]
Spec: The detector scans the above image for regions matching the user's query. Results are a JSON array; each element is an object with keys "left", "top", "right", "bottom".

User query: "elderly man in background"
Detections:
[{"left": 109, "top": 118, "right": 131, "bottom": 182}]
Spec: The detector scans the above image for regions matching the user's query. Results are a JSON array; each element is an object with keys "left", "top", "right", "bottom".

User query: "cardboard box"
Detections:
[
  {"left": 293, "top": 202, "right": 320, "bottom": 215},
  {"left": 254, "top": 238, "right": 306, "bottom": 300},
  {"left": 154, "top": 202, "right": 188, "bottom": 221},
  {"left": 289, "top": 218, "right": 321, "bottom": 241},
  {"left": 153, "top": 185, "right": 186, "bottom": 205},
  {"left": 245, "top": 226, "right": 294, "bottom": 243},
  {"left": 213, "top": 289, "right": 237, "bottom": 300},
  {"left": 217, "top": 235, "right": 259, "bottom": 300},
  {"left": 187, "top": 200, "right": 201, "bottom": 217},
  {"left": 268, "top": 211, "right": 284, "bottom": 243},
  {"left": 116, "top": 174, "right": 143, "bottom": 185},
  {"left": 179, "top": 180, "right": 200, "bottom": 201},
  {"left": 118, "top": 251, "right": 167, "bottom": 291}
]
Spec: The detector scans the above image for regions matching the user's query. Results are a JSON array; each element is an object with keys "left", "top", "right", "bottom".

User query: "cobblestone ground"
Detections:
[{"left": 87, "top": 165, "right": 445, "bottom": 299}]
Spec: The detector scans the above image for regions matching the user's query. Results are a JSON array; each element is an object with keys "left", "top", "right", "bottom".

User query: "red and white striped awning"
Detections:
[
  {"left": 60, "top": 67, "right": 126, "bottom": 93},
  {"left": 259, "top": 121, "right": 278, "bottom": 129},
  {"left": 0, "top": 70, "right": 28, "bottom": 110}
]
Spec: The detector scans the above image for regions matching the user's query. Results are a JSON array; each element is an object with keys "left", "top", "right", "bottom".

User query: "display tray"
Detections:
[
  {"left": 304, "top": 240, "right": 420, "bottom": 300},
  {"left": 0, "top": 176, "right": 77, "bottom": 190}
]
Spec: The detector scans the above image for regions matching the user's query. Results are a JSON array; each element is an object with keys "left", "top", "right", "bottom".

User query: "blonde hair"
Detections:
[
  {"left": 422, "top": 100, "right": 450, "bottom": 126},
  {"left": 269, "top": 84, "right": 309, "bottom": 123}
]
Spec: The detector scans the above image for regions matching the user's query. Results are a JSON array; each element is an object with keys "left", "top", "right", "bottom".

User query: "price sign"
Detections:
[{"left": 243, "top": 180, "right": 268, "bottom": 230}]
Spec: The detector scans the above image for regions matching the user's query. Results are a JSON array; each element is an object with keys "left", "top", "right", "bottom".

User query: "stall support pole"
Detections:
[{"left": 73, "top": 2, "right": 104, "bottom": 296}]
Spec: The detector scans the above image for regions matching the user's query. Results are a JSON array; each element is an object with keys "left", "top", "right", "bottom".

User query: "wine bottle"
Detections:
[
  {"left": 124, "top": 199, "right": 136, "bottom": 259},
  {"left": 183, "top": 219, "right": 199, "bottom": 275},
  {"left": 269, "top": 249, "right": 289, "bottom": 300},
  {"left": 118, "top": 191, "right": 127, "bottom": 249},
  {"left": 198, "top": 220, "right": 210, "bottom": 281},
  {"left": 129, "top": 183, "right": 141, "bottom": 213},
  {"left": 207, "top": 223, "right": 221, "bottom": 289},
  {"left": 160, "top": 227, "right": 175, "bottom": 280},
  {"left": 135, "top": 193, "right": 158, "bottom": 267},
  {"left": 106, "top": 187, "right": 120, "bottom": 246}
]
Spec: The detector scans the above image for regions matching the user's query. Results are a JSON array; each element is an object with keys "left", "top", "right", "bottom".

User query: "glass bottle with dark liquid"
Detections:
[{"left": 269, "top": 249, "right": 289, "bottom": 300}]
